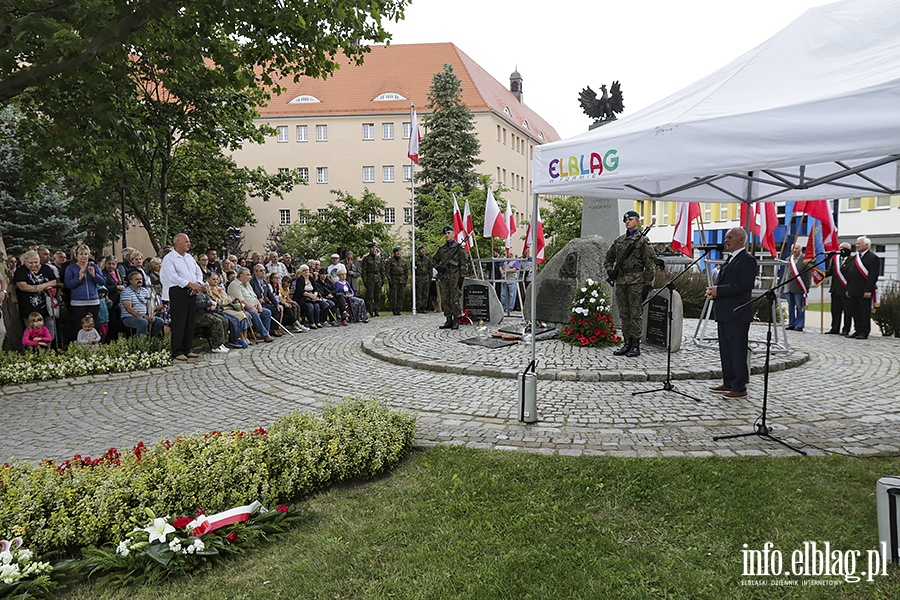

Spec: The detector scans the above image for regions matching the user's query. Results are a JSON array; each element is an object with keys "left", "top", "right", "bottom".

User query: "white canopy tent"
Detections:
[{"left": 531, "top": 0, "right": 900, "bottom": 202}]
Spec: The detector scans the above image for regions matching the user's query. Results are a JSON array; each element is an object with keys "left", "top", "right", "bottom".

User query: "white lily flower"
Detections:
[
  {"left": 115, "top": 541, "right": 130, "bottom": 556},
  {"left": 144, "top": 517, "right": 175, "bottom": 544}
]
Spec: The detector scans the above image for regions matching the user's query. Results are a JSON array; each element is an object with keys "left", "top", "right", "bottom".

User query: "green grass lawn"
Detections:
[{"left": 66, "top": 447, "right": 900, "bottom": 599}]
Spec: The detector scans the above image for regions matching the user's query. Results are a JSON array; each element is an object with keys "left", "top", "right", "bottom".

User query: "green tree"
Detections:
[
  {"left": 271, "top": 189, "right": 399, "bottom": 260},
  {"left": 415, "top": 64, "right": 483, "bottom": 199},
  {"left": 541, "top": 195, "right": 584, "bottom": 260}
]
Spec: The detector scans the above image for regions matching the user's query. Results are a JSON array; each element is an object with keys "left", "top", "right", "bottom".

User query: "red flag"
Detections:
[
  {"left": 792, "top": 200, "right": 838, "bottom": 250},
  {"left": 407, "top": 106, "right": 420, "bottom": 164},
  {"left": 483, "top": 188, "right": 508, "bottom": 239},
  {"left": 671, "top": 202, "right": 701, "bottom": 257},
  {"left": 803, "top": 224, "right": 827, "bottom": 285},
  {"left": 740, "top": 202, "right": 779, "bottom": 257},
  {"left": 452, "top": 197, "right": 465, "bottom": 245},
  {"left": 462, "top": 199, "right": 474, "bottom": 251},
  {"left": 523, "top": 206, "right": 546, "bottom": 263},
  {"left": 504, "top": 200, "right": 516, "bottom": 250}
]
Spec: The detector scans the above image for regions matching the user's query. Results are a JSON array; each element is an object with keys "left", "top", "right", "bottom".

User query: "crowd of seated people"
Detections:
[{"left": 0, "top": 243, "right": 377, "bottom": 353}]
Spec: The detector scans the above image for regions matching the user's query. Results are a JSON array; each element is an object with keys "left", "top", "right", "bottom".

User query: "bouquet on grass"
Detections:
[{"left": 559, "top": 278, "right": 621, "bottom": 348}]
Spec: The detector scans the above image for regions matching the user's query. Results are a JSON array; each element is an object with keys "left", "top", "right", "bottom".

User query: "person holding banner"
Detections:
[
  {"left": 783, "top": 243, "right": 811, "bottom": 332},
  {"left": 824, "top": 242, "right": 853, "bottom": 335},
  {"left": 846, "top": 236, "right": 879, "bottom": 340}
]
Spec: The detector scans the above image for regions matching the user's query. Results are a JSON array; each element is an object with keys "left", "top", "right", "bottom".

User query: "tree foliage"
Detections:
[
  {"left": 541, "top": 195, "right": 584, "bottom": 261},
  {"left": 270, "top": 190, "right": 399, "bottom": 261},
  {"left": 415, "top": 64, "right": 482, "bottom": 198}
]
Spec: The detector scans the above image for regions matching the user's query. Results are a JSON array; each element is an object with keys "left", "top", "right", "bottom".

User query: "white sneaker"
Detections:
[
  {"left": 211, "top": 345, "right": 230, "bottom": 354},
  {"left": 298, "top": 325, "right": 310, "bottom": 332}
]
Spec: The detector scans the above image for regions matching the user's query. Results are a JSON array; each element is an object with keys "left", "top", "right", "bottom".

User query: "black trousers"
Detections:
[
  {"left": 169, "top": 286, "right": 197, "bottom": 357},
  {"left": 717, "top": 320, "right": 751, "bottom": 393},
  {"left": 850, "top": 294, "right": 873, "bottom": 336},
  {"left": 829, "top": 291, "right": 852, "bottom": 333}
]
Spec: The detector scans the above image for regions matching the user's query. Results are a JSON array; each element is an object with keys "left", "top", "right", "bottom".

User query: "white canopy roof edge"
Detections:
[{"left": 532, "top": 0, "right": 900, "bottom": 202}]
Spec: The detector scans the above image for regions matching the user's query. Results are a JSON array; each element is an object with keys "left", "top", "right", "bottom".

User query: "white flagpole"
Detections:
[{"left": 409, "top": 103, "right": 417, "bottom": 315}]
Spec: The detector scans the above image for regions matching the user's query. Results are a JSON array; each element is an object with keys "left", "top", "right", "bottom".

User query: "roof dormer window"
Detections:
[
  {"left": 522, "top": 120, "right": 529, "bottom": 130},
  {"left": 373, "top": 92, "right": 407, "bottom": 101},
  {"left": 289, "top": 95, "right": 321, "bottom": 104},
  {"left": 503, "top": 107, "right": 511, "bottom": 116}
]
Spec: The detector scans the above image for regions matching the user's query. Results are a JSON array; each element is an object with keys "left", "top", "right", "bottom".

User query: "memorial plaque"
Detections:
[
  {"left": 535, "top": 278, "right": 576, "bottom": 324},
  {"left": 645, "top": 293, "right": 669, "bottom": 347},
  {"left": 462, "top": 279, "right": 504, "bottom": 324}
]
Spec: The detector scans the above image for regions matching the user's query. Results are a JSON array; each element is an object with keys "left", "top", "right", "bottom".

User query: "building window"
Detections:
[
  {"left": 373, "top": 92, "right": 407, "bottom": 101},
  {"left": 846, "top": 198, "right": 861, "bottom": 211},
  {"left": 382, "top": 123, "right": 394, "bottom": 140},
  {"left": 363, "top": 166, "right": 375, "bottom": 183},
  {"left": 297, "top": 167, "right": 309, "bottom": 182},
  {"left": 402, "top": 122, "right": 411, "bottom": 139},
  {"left": 316, "top": 125, "right": 328, "bottom": 142},
  {"left": 288, "top": 94, "right": 321, "bottom": 104},
  {"left": 279, "top": 209, "right": 291, "bottom": 225},
  {"left": 704, "top": 203, "right": 712, "bottom": 223},
  {"left": 276, "top": 126, "right": 289, "bottom": 143},
  {"left": 383, "top": 165, "right": 395, "bottom": 183},
  {"left": 278, "top": 167, "right": 289, "bottom": 175},
  {"left": 318, "top": 208, "right": 327, "bottom": 219},
  {"left": 362, "top": 123, "right": 375, "bottom": 140},
  {"left": 719, "top": 203, "right": 728, "bottom": 221},
  {"left": 403, "top": 165, "right": 413, "bottom": 182},
  {"left": 384, "top": 207, "right": 395, "bottom": 224},
  {"left": 316, "top": 167, "right": 328, "bottom": 184},
  {"left": 365, "top": 213, "right": 377, "bottom": 224},
  {"left": 296, "top": 125, "right": 308, "bottom": 142},
  {"left": 404, "top": 207, "right": 412, "bottom": 224},
  {"left": 297, "top": 209, "right": 309, "bottom": 224},
  {"left": 875, "top": 196, "right": 891, "bottom": 208}
]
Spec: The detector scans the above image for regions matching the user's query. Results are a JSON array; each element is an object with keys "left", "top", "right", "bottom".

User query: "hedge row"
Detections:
[{"left": 0, "top": 398, "right": 416, "bottom": 555}]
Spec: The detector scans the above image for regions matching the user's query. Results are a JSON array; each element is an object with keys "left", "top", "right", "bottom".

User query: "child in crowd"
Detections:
[
  {"left": 77, "top": 314, "right": 101, "bottom": 346},
  {"left": 22, "top": 312, "right": 53, "bottom": 349},
  {"left": 96, "top": 286, "right": 112, "bottom": 342}
]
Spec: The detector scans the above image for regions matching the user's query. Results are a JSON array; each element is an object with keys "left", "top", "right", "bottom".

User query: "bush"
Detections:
[
  {"left": 0, "top": 336, "right": 171, "bottom": 385},
  {"left": 0, "top": 398, "right": 416, "bottom": 555},
  {"left": 873, "top": 282, "right": 900, "bottom": 337},
  {"left": 654, "top": 269, "right": 708, "bottom": 318}
]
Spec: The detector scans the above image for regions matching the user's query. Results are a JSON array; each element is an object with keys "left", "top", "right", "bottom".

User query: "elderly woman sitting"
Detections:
[
  {"left": 334, "top": 267, "right": 368, "bottom": 323},
  {"left": 227, "top": 266, "right": 275, "bottom": 342},
  {"left": 119, "top": 271, "right": 165, "bottom": 337},
  {"left": 206, "top": 271, "right": 250, "bottom": 348},
  {"left": 292, "top": 264, "right": 325, "bottom": 328}
]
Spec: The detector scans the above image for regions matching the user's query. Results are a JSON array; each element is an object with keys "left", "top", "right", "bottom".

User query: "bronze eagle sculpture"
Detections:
[{"left": 579, "top": 81, "right": 624, "bottom": 123}]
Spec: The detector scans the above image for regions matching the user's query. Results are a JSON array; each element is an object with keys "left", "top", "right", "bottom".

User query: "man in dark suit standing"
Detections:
[
  {"left": 846, "top": 236, "right": 879, "bottom": 339},
  {"left": 824, "top": 242, "right": 853, "bottom": 335},
  {"left": 705, "top": 227, "right": 758, "bottom": 399}
]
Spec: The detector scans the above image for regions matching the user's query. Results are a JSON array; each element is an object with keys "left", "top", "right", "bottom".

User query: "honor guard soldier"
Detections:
[
  {"left": 432, "top": 226, "right": 470, "bottom": 330},
  {"left": 386, "top": 247, "right": 409, "bottom": 316},
  {"left": 414, "top": 245, "right": 432, "bottom": 313},
  {"left": 604, "top": 210, "right": 657, "bottom": 357},
  {"left": 361, "top": 242, "right": 385, "bottom": 317}
]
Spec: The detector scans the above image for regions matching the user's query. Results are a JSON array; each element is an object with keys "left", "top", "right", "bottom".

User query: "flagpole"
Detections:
[{"left": 409, "top": 103, "right": 418, "bottom": 315}]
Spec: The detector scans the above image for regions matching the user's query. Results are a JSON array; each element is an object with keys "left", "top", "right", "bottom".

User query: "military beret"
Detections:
[
  {"left": 417, "top": 245, "right": 425, "bottom": 251},
  {"left": 622, "top": 210, "right": 640, "bottom": 222},
  {"left": 393, "top": 247, "right": 401, "bottom": 253},
  {"left": 442, "top": 225, "right": 454, "bottom": 233}
]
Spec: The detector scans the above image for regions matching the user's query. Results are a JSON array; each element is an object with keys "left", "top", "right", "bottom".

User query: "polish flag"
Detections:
[
  {"left": 462, "top": 199, "right": 474, "bottom": 251},
  {"left": 792, "top": 200, "right": 838, "bottom": 250},
  {"left": 407, "top": 106, "right": 420, "bottom": 164},
  {"left": 504, "top": 200, "right": 517, "bottom": 250},
  {"left": 452, "top": 197, "right": 465, "bottom": 245},
  {"left": 670, "top": 202, "right": 701, "bottom": 257},
  {"left": 483, "top": 188, "right": 508, "bottom": 239},
  {"left": 740, "top": 202, "right": 779, "bottom": 257},
  {"left": 523, "top": 206, "right": 546, "bottom": 263}
]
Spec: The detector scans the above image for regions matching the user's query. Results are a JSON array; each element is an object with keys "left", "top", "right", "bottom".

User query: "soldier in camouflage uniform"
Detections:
[
  {"left": 360, "top": 242, "right": 385, "bottom": 317},
  {"left": 386, "top": 246, "right": 409, "bottom": 315},
  {"left": 432, "top": 226, "right": 470, "bottom": 330},
  {"left": 414, "top": 245, "right": 432, "bottom": 313},
  {"left": 604, "top": 210, "right": 657, "bottom": 357}
]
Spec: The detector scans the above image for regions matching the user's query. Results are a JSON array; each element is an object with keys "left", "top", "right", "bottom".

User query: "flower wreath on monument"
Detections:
[{"left": 559, "top": 278, "right": 621, "bottom": 348}]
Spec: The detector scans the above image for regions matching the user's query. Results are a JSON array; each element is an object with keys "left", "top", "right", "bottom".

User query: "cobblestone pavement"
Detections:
[{"left": 1, "top": 314, "right": 898, "bottom": 462}]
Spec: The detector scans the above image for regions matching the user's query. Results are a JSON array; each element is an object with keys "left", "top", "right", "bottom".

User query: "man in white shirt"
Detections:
[{"left": 160, "top": 233, "right": 206, "bottom": 360}]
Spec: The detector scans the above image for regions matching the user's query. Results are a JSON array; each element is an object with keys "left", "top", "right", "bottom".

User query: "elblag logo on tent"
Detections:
[{"left": 548, "top": 149, "right": 619, "bottom": 182}]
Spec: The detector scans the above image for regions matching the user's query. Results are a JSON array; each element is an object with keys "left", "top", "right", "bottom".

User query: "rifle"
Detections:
[
  {"left": 435, "top": 232, "right": 473, "bottom": 281},
  {"left": 606, "top": 219, "right": 656, "bottom": 286}
]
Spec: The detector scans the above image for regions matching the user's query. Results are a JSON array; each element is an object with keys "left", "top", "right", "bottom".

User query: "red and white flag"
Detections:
[
  {"left": 407, "top": 106, "right": 420, "bottom": 164},
  {"left": 791, "top": 200, "right": 838, "bottom": 250},
  {"left": 462, "top": 199, "right": 474, "bottom": 251},
  {"left": 740, "top": 202, "right": 779, "bottom": 257},
  {"left": 483, "top": 188, "right": 508, "bottom": 239},
  {"left": 504, "top": 200, "right": 517, "bottom": 250},
  {"left": 671, "top": 202, "right": 701, "bottom": 257},
  {"left": 452, "top": 196, "right": 465, "bottom": 245},
  {"left": 523, "top": 206, "right": 546, "bottom": 263}
]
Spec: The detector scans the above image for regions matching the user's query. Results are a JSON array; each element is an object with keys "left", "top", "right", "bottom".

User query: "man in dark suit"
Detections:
[
  {"left": 705, "top": 227, "right": 758, "bottom": 399},
  {"left": 824, "top": 242, "right": 852, "bottom": 335},
  {"left": 846, "top": 236, "right": 879, "bottom": 339},
  {"left": 250, "top": 264, "right": 285, "bottom": 335}
]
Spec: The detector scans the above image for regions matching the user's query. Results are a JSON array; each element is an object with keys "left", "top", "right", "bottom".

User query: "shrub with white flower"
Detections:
[
  {"left": 0, "top": 537, "right": 53, "bottom": 594},
  {"left": 559, "top": 278, "right": 621, "bottom": 348}
]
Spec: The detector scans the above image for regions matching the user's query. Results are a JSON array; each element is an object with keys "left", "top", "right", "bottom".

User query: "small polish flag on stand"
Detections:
[
  {"left": 524, "top": 206, "right": 545, "bottom": 263},
  {"left": 462, "top": 199, "right": 474, "bottom": 251},
  {"left": 452, "top": 197, "right": 465, "bottom": 245},
  {"left": 407, "top": 106, "right": 420, "bottom": 164},
  {"left": 504, "top": 200, "right": 517, "bottom": 250},
  {"left": 483, "top": 188, "right": 508, "bottom": 239},
  {"left": 671, "top": 202, "right": 701, "bottom": 257}
]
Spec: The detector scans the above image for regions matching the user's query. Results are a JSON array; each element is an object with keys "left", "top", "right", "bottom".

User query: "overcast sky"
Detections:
[{"left": 385, "top": 0, "right": 829, "bottom": 139}]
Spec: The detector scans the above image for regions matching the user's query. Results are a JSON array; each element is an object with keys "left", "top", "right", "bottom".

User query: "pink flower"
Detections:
[
  {"left": 226, "top": 532, "right": 238, "bottom": 543},
  {"left": 276, "top": 504, "right": 289, "bottom": 513},
  {"left": 580, "top": 337, "right": 589, "bottom": 346},
  {"left": 589, "top": 336, "right": 598, "bottom": 343}
]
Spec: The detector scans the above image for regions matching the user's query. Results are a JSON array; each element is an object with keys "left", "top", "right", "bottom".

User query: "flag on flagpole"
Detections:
[
  {"left": 740, "top": 202, "right": 779, "bottom": 257},
  {"left": 803, "top": 223, "right": 828, "bottom": 286},
  {"left": 791, "top": 200, "right": 838, "bottom": 250},
  {"left": 524, "top": 206, "right": 546, "bottom": 263},
  {"left": 671, "top": 202, "right": 701, "bottom": 257},
  {"left": 504, "top": 200, "right": 516, "bottom": 250},
  {"left": 462, "top": 199, "right": 474, "bottom": 251},
  {"left": 407, "top": 106, "right": 420, "bottom": 164},
  {"left": 483, "top": 188, "right": 508, "bottom": 239},
  {"left": 452, "top": 196, "right": 465, "bottom": 245}
]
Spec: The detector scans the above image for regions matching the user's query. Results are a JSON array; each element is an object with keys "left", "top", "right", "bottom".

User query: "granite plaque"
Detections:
[
  {"left": 641, "top": 288, "right": 683, "bottom": 351},
  {"left": 535, "top": 278, "right": 576, "bottom": 324},
  {"left": 462, "top": 278, "right": 504, "bottom": 325}
]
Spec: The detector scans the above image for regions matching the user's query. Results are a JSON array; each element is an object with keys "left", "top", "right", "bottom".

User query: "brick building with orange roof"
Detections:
[{"left": 230, "top": 42, "right": 560, "bottom": 255}]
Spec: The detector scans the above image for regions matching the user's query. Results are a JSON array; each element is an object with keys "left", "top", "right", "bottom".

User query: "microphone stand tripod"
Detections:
[
  {"left": 712, "top": 251, "right": 836, "bottom": 455},
  {"left": 633, "top": 248, "right": 712, "bottom": 402}
]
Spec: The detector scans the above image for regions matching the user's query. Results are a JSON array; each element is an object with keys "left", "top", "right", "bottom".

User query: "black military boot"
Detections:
[
  {"left": 613, "top": 336, "right": 633, "bottom": 356},
  {"left": 625, "top": 338, "right": 641, "bottom": 358},
  {"left": 439, "top": 316, "right": 453, "bottom": 329},
  {"left": 450, "top": 316, "right": 459, "bottom": 330}
]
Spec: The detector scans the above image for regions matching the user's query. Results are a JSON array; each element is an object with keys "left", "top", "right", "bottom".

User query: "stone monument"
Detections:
[
  {"left": 462, "top": 278, "right": 504, "bottom": 325},
  {"left": 642, "top": 287, "right": 683, "bottom": 352}
]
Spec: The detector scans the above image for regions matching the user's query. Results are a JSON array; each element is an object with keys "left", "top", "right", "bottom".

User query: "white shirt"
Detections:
[{"left": 159, "top": 251, "right": 203, "bottom": 301}]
